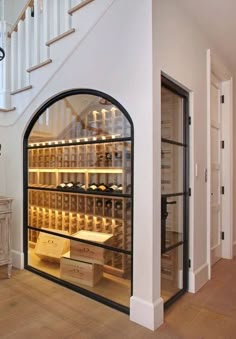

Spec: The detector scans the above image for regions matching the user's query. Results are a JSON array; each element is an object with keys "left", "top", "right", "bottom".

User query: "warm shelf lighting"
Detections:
[
  {"left": 28, "top": 168, "right": 123, "bottom": 174},
  {"left": 87, "top": 168, "right": 123, "bottom": 174},
  {"left": 29, "top": 168, "right": 87, "bottom": 173}
]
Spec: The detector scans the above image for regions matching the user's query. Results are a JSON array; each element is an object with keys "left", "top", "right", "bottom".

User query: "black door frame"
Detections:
[
  {"left": 23, "top": 88, "right": 134, "bottom": 315},
  {"left": 161, "top": 75, "right": 190, "bottom": 308}
]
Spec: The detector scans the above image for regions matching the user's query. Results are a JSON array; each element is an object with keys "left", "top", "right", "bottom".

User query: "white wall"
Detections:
[
  {"left": 153, "top": 0, "right": 232, "bottom": 292},
  {"left": 233, "top": 88, "right": 236, "bottom": 256},
  {"left": 0, "top": 0, "right": 163, "bottom": 331},
  {"left": 3, "top": 0, "right": 28, "bottom": 24}
]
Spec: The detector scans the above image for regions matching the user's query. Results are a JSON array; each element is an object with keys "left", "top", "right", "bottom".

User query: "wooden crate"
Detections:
[
  {"left": 70, "top": 230, "right": 113, "bottom": 265},
  {"left": 35, "top": 229, "right": 70, "bottom": 263},
  {"left": 60, "top": 252, "right": 103, "bottom": 287}
]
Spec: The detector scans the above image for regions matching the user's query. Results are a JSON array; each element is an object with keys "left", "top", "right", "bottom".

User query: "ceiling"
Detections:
[{"left": 179, "top": 0, "right": 236, "bottom": 75}]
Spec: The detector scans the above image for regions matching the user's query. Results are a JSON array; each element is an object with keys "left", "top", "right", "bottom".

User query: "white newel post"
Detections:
[
  {"left": 25, "top": 6, "right": 32, "bottom": 85},
  {"left": 33, "top": 0, "right": 40, "bottom": 65},
  {"left": 42, "top": 0, "right": 49, "bottom": 59},
  {"left": 17, "top": 20, "right": 25, "bottom": 89},
  {"left": 0, "top": 21, "right": 11, "bottom": 107},
  {"left": 64, "top": 0, "right": 72, "bottom": 32},
  {"left": 52, "top": 0, "right": 60, "bottom": 38}
]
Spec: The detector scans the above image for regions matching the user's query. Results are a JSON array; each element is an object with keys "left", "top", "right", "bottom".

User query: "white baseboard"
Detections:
[
  {"left": 11, "top": 250, "right": 24, "bottom": 269},
  {"left": 188, "top": 262, "right": 209, "bottom": 293},
  {"left": 233, "top": 242, "right": 236, "bottom": 257},
  {"left": 130, "top": 296, "right": 164, "bottom": 330},
  {"left": 178, "top": 269, "right": 183, "bottom": 289}
]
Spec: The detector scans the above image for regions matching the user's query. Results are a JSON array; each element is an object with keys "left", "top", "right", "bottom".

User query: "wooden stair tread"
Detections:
[
  {"left": 11, "top": 85, "right": 32, "bottom": 95},
  {"left": 27, "top": 59, "right": 52, "bottom": 73},
  {"left": 46, "top": 28, "right": 75, "bottom": 47},
  {"left": 68, "top": 0, "right": 95, "bottom": 15}
]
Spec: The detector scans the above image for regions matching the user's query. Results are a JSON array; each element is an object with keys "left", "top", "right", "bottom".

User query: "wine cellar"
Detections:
[{"left": 24, "top": 91, "right": 133, "bottom": 311}]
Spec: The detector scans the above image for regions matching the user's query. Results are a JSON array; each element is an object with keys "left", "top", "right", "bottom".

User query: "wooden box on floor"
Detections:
[
  {"left": 60, "top": 252, "right": 103, "bottom": 287},
  {"left": 70, "top": 230, "right": 113, "bottom": 265},
  {"left": 35, "top": 229, "right": 70, "bottom": 263}
]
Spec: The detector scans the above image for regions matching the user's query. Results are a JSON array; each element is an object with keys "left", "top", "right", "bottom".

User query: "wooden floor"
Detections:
[{"left": 0, "top": 257, "right": 236, "bottom": 338}]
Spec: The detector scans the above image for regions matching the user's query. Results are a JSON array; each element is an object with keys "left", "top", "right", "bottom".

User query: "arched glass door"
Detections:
[{"left": 24, "top": 90, "right": 133, "bottom": 313}]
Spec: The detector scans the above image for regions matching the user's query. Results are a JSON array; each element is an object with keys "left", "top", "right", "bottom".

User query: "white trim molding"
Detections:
[
  {"left": 188, "top": 262, "right": 209, "bottom": 293},
  {"left": 130, "top": 296, "right": 164, "bottom": 331},
  {"left": 233, "top": 241, "right": 236, "bottom": 257},
  {"left": 206, "top": 49, "right": 234, "bottom": 275},
  {"left": 11, "top": 249, "right": 24, "bottom": 269}
]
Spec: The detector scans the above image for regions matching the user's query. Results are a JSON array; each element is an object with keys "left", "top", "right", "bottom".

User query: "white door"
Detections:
[{"left": 210, "top": 78, "right": 222, "bottom": 265}]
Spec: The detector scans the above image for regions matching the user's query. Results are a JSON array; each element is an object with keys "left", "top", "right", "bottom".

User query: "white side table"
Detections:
[{"left": 0, "top": 197, "right": 13, "bottom": 278}]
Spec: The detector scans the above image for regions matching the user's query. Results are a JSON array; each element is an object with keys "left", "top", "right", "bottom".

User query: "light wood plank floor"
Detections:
[{"left": 0, "top": 258, "right": 236, "bottom": 338}]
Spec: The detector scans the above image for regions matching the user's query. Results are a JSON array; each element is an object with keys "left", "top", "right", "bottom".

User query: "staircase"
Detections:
[{"left": 0, "top": 0, "right": 114, "bottom": 125}]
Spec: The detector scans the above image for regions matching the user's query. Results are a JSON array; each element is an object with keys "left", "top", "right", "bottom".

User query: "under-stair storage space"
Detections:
[{"left": 25, "top": 90, "right": 133, "bottom": 312}]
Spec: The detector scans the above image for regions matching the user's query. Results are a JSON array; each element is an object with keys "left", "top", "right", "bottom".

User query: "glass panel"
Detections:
[
  {"left": 27, "top": 92, "right": 132, "bottom": 309},
  {"left": 27, "top": 230, "right": 131, "bottom": 307},
  {"left": 161, "top": 195, "right": 184, "bottom": 252},
  {"left": 161, "top": 245, "right": 183, "bottom": 302},
  {"left": 28, "top": 95, "right": 131, "bottom": 145},
  {"left": 28, "top": 191, "right": 132, "bottom": 251},
  {"left": 161, "top": 86, "right": 184, "bottom": 144},
  {"left": 161, "top": 142, "right": 184, "bottom": 194}
]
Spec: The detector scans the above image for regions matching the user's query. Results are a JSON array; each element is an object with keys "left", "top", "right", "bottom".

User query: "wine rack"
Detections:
[{"left": 28, "top": 138, "right": 132, "bottom": 277}]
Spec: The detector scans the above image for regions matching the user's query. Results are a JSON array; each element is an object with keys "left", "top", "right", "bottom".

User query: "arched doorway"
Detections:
[{"left": 23, "top": 89, "right": 133, "bottom": 313}]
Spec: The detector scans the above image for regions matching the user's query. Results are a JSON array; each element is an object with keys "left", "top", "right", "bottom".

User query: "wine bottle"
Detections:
[
  {"left": 109, "top": 183, "right": 118, "bottom": 192},
  {"left": 57, "top": 182, "right": 66, "bottom": 189},
  {"left": 105, "top": 200, "right": 112, "bottom": 209},
  {"left": 74, "top": 182, "right": 85, "bottom": 191},
  {"left": 96, "top": 199, "right": 103, "bottom": 208},
  {"left": 117, "top": 184, "right": 123, "bottom": 193},
  {"left": 115, "top": 200, "right": 122, "bottom": 210},
  {"left": 87, "top": 183, "right": 98, "bottom": 191},
  {"left": 98, "top": 183, "right": 109, "bottom": 192},
  {"left": 66, "top": 182, "right": 74, "bottom": 189},
  {"left": 105, "top": 152, "right": 112, "bottom": 160}
]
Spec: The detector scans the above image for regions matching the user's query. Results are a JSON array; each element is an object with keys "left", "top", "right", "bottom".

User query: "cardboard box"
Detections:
[
  {"left": 70, "top": 230, "right": 113, "bottom": 265},
  {"left": 60, "top": 252, "right": 103, "bottom": 287},
  {"left": 35, "top": 229, "right": 70, "bottom": 263}
]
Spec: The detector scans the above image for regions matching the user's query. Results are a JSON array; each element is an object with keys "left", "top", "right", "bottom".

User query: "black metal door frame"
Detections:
[
  {"left": 161, "top": 75, "right": 189, "bottom": 308},
  {"left": 23, "top": 88, "right": 134, "bottom": 315}
]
